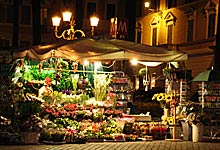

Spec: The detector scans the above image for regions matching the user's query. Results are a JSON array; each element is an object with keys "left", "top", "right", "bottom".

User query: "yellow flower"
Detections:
[
  {"left": 157, "top": 93, "right": 164, "bottom": 101},
  {"left": 152, "top": 93, "right": 159, "bottom": 100},
  {"left": 17, "top": 82, "right": 23, "bottom": 88},
  {"left": 165, "top": 94, "right": 172, "bottom": 103},
  {"left": 167, "top": 116, "right": 174, "bottom": 125}
]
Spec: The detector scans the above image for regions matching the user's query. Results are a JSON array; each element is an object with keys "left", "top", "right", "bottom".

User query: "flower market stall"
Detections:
[{"left": 0, "top": 37, "right": 189, "bottom": 144}]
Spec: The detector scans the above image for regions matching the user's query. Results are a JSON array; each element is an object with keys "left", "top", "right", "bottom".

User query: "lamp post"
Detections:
[
  {"left": 144, "top": 1, "right": 150, "bottom": 8},
  {"left": 90, "top": 14, "right": 99, "bottom": 37},
  {"left": 52, "top": 11, "right": 85, "bottom": 40},
  {"left": 144, "top": 1, "right": 162, "bottom": 16}
]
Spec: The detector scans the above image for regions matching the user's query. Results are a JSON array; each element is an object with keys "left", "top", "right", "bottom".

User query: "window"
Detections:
[
  {"left": 87, "top": 2, "right": 96, "bottom": 18},
  {"left": 185, "top": 0, "right": 196, "bottom": 4},
  {"left": 150, "top": 17, "right": 160, "bottom": 46},
  {"left": 63, "top": 0, "right": 72, "bottom": 5},
  {"left": 167, "top": 24, "right": 173, "bottom": 44},
  {"left": 0, "top": 39, "right": 10, "bottom": 48},
  {"left": 152, "top": 27, "right": 157, "bottom": 46},
  {"left": 40, "top": 8, "right": 50, "bottom": 33},
  {"left": 136, "top": 22, "right": 142, "bottom": 44},
  {"left": 21, "top": 5, "right": 31, "bottom": 25},
  {"left": 136, "top": 0, "right": 142, "bottom": 18},
  {"left": 0, "top": 5, "right": 6, "bottom": 23},
  {"left": 208, "top": 13, "right": 216, "bottom": 38},
  {"left": 137, "top": 31, "right": 141, "bottom": 44},
  {"left": 0, "top": 4, "right": 13, "bottom": 23},
  {"left": 106, "top": 4, "right": 115, "bottom": 20},
  {"left": 187, "top": 19, "right": 194, "bottom": 41},
  {"left": 151, "top": 0, "right": 160, "bottom": 10},
  {"left": 167, "top": 0, "right": 176, "bottom": 9},
  {"left": 164, "top": 12, "right": 176, "bottom": 44},
  {"left": 7, "top": 5, "right": 13, "bottom": 23},
  {"left": 20, "top": 40, "right": 30, "bottom": 48},
  {"left": 40, "top": 8, "right": 48, "bottom": 25}
]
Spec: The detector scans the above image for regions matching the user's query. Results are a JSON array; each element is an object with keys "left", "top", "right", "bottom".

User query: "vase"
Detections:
[
  {"left": 192, "top": 124, "right": 203, "bottom": 142},
  {"left": 181, "top": 121, "right": 192, "bottom": 141},
  {"left": 164, "top": 108, "right": 169, "bottom": 117},
  {"left": 161, "top": 108, "right": 169, "bottom": 121}
]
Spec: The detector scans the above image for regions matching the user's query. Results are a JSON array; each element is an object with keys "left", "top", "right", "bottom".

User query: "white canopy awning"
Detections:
[{"left": 13, "top": 38, "right": 187, "bottom": 62}]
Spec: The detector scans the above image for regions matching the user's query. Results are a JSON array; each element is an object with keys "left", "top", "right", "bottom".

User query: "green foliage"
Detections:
[
  {"left": 54, "top": 118, "right": 80, "bottom": 129},
  {"left": 56, "top": 72, "right": 73, "bottom": 91},
  {"left": 16, "top": 101, "right": 42, "bottom": 117},
  {"left": 93, "top": 74, "right": 112, "bottom": 101},
  {"left": 22, "top": 65, "right": 54, "bottom": 82},
  {"left": 101, "top": 119, "right": 123, "bottom": 134}
]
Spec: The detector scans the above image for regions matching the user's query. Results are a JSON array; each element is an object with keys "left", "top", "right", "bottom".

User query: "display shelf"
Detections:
[
  {"left": 171, "top": 79, "right": 190, "bottom": 103},
  {"left": 198, "top": 82, "right": 220, "bottom": 110},
  {"left": 198, "top": 82, "right": 220, "bottom": 128},
  {"left": 109, "top": 75, "right": 134, "bottom": 112}
]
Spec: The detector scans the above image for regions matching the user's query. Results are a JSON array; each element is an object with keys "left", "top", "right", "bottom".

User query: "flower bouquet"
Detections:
[
  {"left": 152, "top": 93, "right": 172, "bottom": 108},
  {"left": 20, "top": 114, "right": 45, "bottom": 132},
  {"left": 19, "top": 114, "right": 46, "bottom": 144},
  {"left": 187, "top": 112, "right": 211, "bottom": 126},
  {"left": 186, "top": 111, "right": 211, "bottom": 142}
]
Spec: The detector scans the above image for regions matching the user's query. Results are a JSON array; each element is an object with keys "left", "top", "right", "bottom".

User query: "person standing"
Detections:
[{"left": 38, "top": 77, "right": 53, "bottom": 99}]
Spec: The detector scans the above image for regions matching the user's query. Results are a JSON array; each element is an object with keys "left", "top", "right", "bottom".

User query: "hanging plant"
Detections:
[
  {"left": 56, "top": 59, "right": 69, "bottom": 69},
  {"left": 138, "top": 68, "right": 146, "bottom": 77},
  {"left": 162, "top": 63, "right": 173, "bottom": 81}
]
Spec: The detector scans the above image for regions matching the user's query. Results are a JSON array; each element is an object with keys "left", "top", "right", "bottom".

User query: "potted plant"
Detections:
[
  {"left": 16, "top": 97, "right": 44, "bottom": 144},
  {"left": 50, "top": 129, "right": 67, "bottom": 143},
  {"left": 19, "top": 114, "right": 45, "bottom": 144}
]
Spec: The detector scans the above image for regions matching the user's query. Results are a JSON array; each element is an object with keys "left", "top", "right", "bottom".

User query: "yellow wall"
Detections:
[{"left": 137, "top": 0, "right": 218, "bottom": 77}]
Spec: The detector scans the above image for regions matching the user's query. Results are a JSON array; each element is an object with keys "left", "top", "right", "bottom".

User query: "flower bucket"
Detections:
[
  {"left": 20, "top": 132, "right": 39, "bottom": 144},
  {"left": 192, "top": 124, "right": 203, "bottom": 142}
]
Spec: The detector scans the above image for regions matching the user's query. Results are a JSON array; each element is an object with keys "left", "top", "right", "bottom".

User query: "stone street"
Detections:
[{"left": 1, "top": 140, "right": 220, "bottom": 150}]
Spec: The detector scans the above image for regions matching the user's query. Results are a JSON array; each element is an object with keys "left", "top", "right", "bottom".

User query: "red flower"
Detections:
[
  {"left": 68, "top": 129, "right": 78, "bottom": 133},
  {"left": 108, "top": 93, "right": 115, "bottom": 99},
  {"left": 64, "top": 103, "right": 77, "bottom": 111},
  {"left": 53, "top": 112, "right": 59, "bottom": 117},
  {"left": 45, "top": 108, "right": 53, "bottom": 113}
]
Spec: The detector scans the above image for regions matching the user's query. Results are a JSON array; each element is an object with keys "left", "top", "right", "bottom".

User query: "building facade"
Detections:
[
  {"left": 136, "top": 0, "right": 219, "bottom": 76},
  {"left": 0, "top": 0, "right": 136, "bottom": 50}
]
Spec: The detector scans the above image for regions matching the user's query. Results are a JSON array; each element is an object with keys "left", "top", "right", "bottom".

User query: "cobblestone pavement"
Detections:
[{"left": 1, "top": 140, "right": 220, "bottom": 150}]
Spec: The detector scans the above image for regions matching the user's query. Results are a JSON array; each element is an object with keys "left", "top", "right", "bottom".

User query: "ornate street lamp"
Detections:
[
  {"left": 90, "top": 14, "right": 99, "bottom": 37},
  {"left": 52, "top": 11, "right": 85, "bottom": 40}
]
